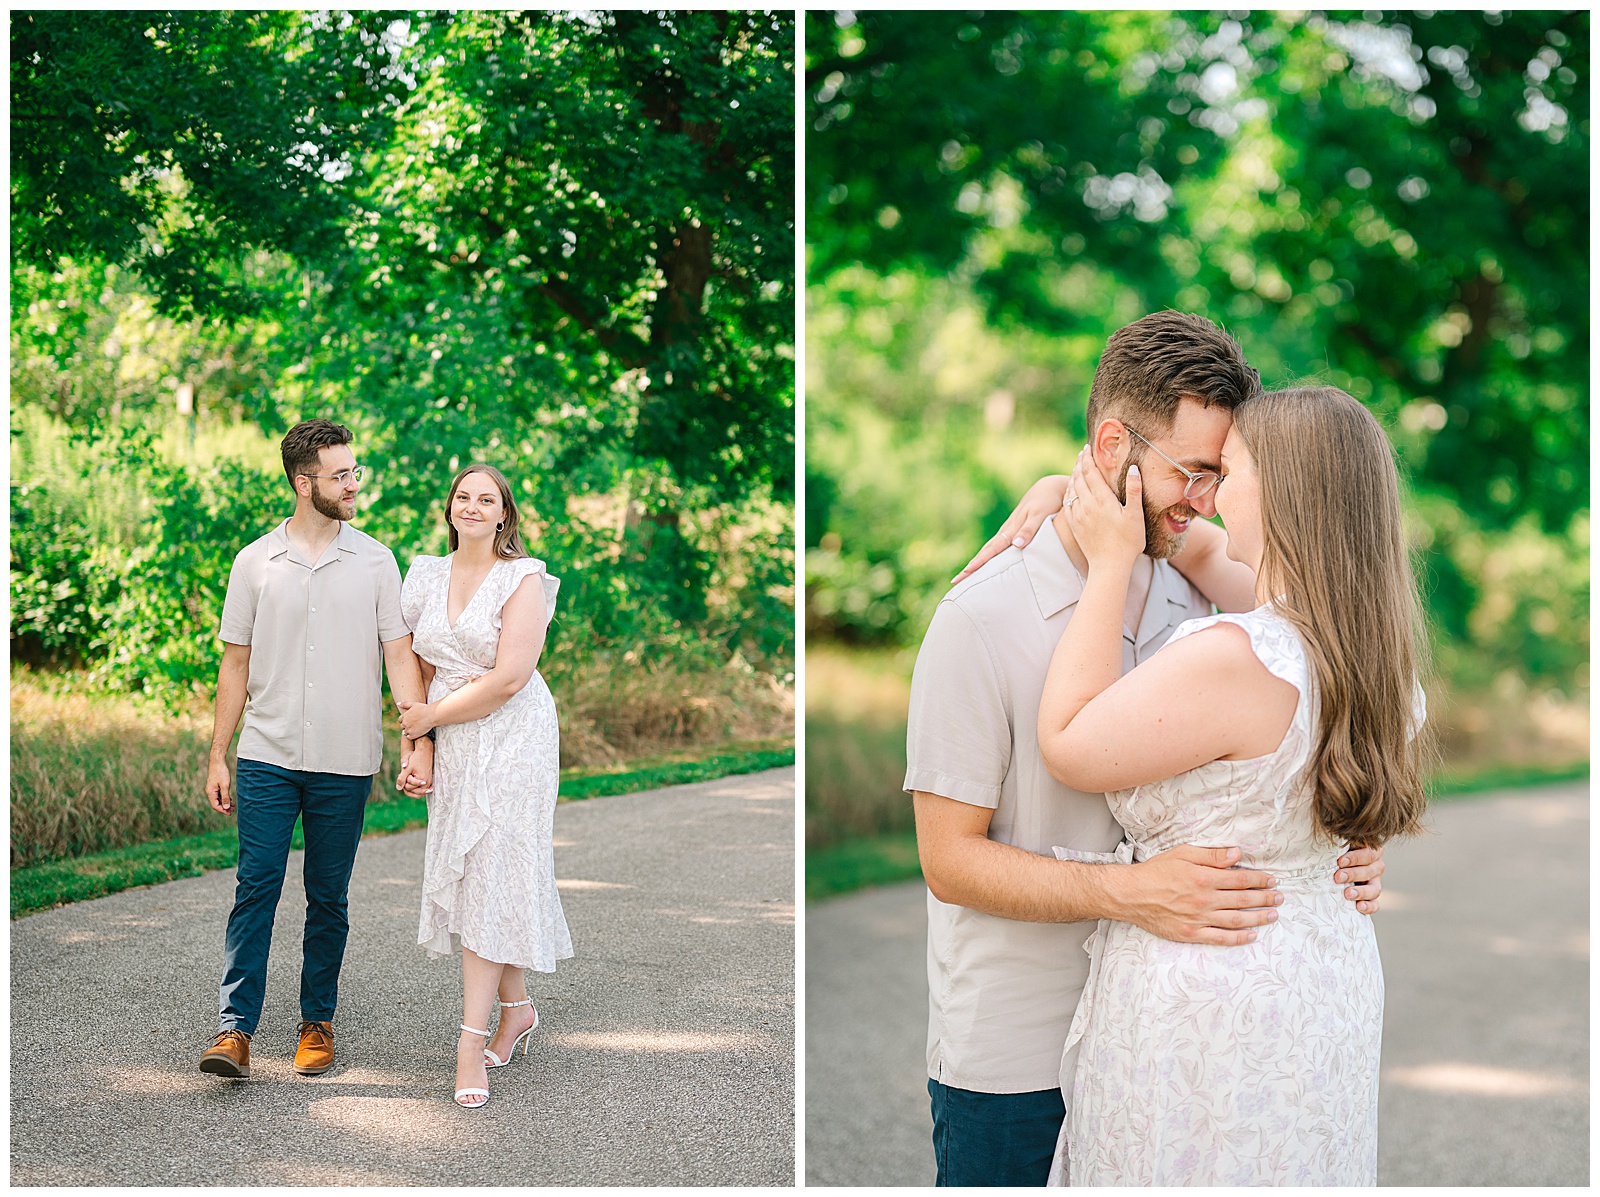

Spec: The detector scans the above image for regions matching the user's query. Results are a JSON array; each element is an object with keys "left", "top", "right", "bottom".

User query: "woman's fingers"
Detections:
[
  {"left": 953, "top": 525, "right": 1016, "bottom": 583},
  {"left": 1072, "top": 446, "right": 1110, "bottom": 501},
  {"left": 1067, "top": 446, "right": 1146, "bottom": 563},
  {"left": 1014, "top": 506, "right": 1051, "bottom": 546}
]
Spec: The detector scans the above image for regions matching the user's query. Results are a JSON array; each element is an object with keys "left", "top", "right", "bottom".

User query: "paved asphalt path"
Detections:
[
  {"left": 805, "top": 781, "right": 1589, "bottom": 1187},
  {"left": 12, "top": 768, "right": 794, "bottom": 1187}
]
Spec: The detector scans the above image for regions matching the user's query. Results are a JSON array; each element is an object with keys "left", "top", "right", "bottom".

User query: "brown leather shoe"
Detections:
[
  {"left": 199, "top": 1029, "right": 252, "bottom": 1077},
  {"left": 295, "top": 1019, "right": 335, "bottom": 1075}
]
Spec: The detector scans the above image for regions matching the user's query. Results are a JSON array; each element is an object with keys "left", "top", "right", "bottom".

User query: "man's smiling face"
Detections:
[{"left": 1111, "top": 396, "right": 1234, "bottom": 559}]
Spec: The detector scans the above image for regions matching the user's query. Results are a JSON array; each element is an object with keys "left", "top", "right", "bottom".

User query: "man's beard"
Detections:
[
  {"left": 311, "top": 488, "right": 354, "bottom": 521},
  {"left": 1114, "top": 459, "right": 1191, "bottom": 560}
]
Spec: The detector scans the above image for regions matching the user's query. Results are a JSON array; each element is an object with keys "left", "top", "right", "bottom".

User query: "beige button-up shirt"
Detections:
[
  {"left": 218, "top": 519, "right": 409, "bottom": 777},
  {"left": 904, "top": 515, "right": 1213, "bottom": 1093}
]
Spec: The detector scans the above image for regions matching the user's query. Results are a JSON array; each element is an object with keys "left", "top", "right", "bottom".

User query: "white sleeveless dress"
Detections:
[
  {"left": 401, "top": 554, "right": 573, "bottom": 972},
  {"left": 1049, "top": 604, "right": 1384, "bottom": 1187}
]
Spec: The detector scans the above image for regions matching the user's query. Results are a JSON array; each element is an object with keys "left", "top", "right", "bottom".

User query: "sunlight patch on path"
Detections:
[
  {"left": 1487, "top": 932, "right": 1588, "bottom": 959},
  {"left": 1497, "top": 795, "right": 1587, "bottom": 828},
  {"left": 549, "top": 1030, "right": 766, "bottom": 1053},
  {"left": 1385, "top": 1062, "right": 1587, "bottom": 1099},
  {"left": 556, "top": 878, "right": 635, "bottom": 890},
  {"left": 96, "top": 1065, "right": 219, "bottom": 1095},
  {"left": 308, "top": 1096, "right": 489, "bottom": 1144},
  {"left": 252, "top": 1161, "right": 415, "bottom": 1186},
  {"left": 320, "top": 1066, "right": 419, "bottom": 1086}
]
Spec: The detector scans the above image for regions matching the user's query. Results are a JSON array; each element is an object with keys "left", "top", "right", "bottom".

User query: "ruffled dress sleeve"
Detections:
[
  {"left": 1164, "top": 605, "right": 1311, "bottom": 697},
  {"left": 493, "top": 557, "right": 559, "bottom": 632}
]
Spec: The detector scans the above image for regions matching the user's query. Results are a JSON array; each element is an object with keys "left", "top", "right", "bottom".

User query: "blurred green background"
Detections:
[
  {"left": 804, "top": 10, "right": 1588, "bottom": 895},
  {"left": 11, "top": 11, "right": 796, "bottom": 870}
]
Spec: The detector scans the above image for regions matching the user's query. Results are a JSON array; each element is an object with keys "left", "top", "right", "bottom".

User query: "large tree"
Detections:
[
  {"left": 11, "top": 10, "right": 796, "bottom": 687},
  {"left": 11, "top": 9, "right": 408, "bottom": 316},
  {"left": 807, "top": 10, "right": 1587, "bottom": 531}
]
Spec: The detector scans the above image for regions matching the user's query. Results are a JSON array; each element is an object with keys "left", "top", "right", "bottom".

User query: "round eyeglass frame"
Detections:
[
  {"left": 300, "top": 465, "right": 366, "bottom": 486},
  {"left": 1122, "top": 426, "right": 1220, "bottom": 501}
]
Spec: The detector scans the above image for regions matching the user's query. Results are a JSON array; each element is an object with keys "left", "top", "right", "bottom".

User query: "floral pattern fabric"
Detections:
[
  {"left": 401, "top": 554, "right": 573, "bottom": 972},
  {"left": 1048, "top": 604, "right": 1382, "bottom": 1187}
]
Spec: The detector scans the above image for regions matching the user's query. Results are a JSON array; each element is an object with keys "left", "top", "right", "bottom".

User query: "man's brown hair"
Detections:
[
  {"left": 1084, "top": 311, "right": 1260, "bottom": 438},
  {"left": 280, "top": 419, "right": 354, "bottom": 484}
]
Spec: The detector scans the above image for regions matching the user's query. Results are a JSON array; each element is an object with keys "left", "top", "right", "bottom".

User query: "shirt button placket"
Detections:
[{"left": 305, "top": 576, "right": 315, "bottom": 767}]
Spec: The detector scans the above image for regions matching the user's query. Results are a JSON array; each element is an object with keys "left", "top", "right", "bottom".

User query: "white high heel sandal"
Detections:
[
  {"left": 455, "top": 1024, "right": 491, "bottom": 1108},
  {"left": 483, "top": 997, "right": 539, "bottom": 1069}
]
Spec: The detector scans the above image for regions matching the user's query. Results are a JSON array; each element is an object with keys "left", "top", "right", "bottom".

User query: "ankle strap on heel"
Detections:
[
  {"left": 496, "top": 998, "right": 533, "bottom": 1009},
  {"left": 460, "top": 1024, "right": 490, "bottom": 1037}
]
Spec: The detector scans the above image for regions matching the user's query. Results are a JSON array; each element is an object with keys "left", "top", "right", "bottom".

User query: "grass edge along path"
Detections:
[
  {"left": 12, "top": 748, "right": 794, "bottom": 919},
  {"left": 805, "top": 760, "right": 1591, "bottom": 904}
]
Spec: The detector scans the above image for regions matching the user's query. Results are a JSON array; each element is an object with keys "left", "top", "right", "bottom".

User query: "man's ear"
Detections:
[{"left": 1089, "top": 418, "right": 1130, "bottom": 473}]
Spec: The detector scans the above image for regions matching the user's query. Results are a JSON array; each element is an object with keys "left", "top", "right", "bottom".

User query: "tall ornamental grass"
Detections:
[{"left": 12, "top": 662, "right": 793, "bottom": 868}]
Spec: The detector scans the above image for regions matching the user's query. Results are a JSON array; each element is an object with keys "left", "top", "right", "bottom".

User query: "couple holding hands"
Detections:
[{"left": 197, "top": 418, "right": 568, "bottom": 1109}]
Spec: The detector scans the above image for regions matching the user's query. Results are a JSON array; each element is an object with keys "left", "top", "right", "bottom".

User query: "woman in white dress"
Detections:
[
  {"left": 397, "top": 463, "right": 572, "bottom": 1108},
  {"left": 1036, "top": 386, "right": 1428, "bottom": 1185}
]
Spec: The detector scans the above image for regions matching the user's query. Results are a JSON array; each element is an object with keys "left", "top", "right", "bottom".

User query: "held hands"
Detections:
[
  {"left": 1065, "top": 446, "right": 1145, "bottom": 572},
  {"left": 397, "top": 699, "right": 438, "bottom": 739},
  {"left": 397, "top": 737, "right": 435, "bottom": 796}
]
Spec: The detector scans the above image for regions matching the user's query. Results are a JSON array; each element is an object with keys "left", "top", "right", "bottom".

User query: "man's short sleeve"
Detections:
[
  {"left": 903, "top": 598, "right": 1012, "bottom": 809},
  {"left": 376, "top": 550, "right": 409, "bottom": 642},
  {"left": 218, "top": 551, "right": 256, "bottom": 645}
]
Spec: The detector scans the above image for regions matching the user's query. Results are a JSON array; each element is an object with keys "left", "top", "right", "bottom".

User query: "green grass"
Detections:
[
  {"left": 805, "top": 759, "right": 1589, "bottom": 905},
  {"left": 1429, "top": 759, "right": 1589, "bottom": 798},
  {"left": 12, "top": 747, "right": 794, "bottom": 919},
  {"left": 806, "top": 830, "right": 922, "bottom": 903}
]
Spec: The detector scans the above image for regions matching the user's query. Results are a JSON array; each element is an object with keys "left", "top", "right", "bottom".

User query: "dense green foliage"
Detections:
[
  {"left": 805, "top": 10, "right": 1587, "bottom": 697},
  {"left": 12, "top": 11, "right": 795, "bottom": 702}
]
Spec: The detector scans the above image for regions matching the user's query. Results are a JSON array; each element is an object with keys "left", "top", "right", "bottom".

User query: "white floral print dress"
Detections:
[
  {"left": 401, "top": 554, "right": 573, "bottom": 972},
  {"left": 1049, "top": 604, "right": 1384, "bottom": 1187}
]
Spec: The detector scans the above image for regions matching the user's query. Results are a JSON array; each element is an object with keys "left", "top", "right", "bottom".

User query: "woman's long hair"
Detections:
[
  {"left": 1233, "top": 386, "right": 1431, "bottom": 847},
  {"left": 443, "top": 463, "right": 530, "bottom": 560}
]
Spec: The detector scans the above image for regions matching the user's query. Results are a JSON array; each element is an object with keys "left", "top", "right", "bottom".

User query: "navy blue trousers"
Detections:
[
  {"left": 217, "top": 759, "right": 371, "bottom": 1035},
  {"left": 929, "top": 1078, "right": 1066, "bottom": 1186}
]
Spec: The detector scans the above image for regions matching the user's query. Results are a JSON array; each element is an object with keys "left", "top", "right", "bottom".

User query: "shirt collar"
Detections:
[
  {"left": 1022, "top": 514, "right": 1086, "bottom": 620},
  {"left": 1022, "top": 515, "right": 1206, "bottom": 642},
  {"left": 266, "top": 520, "right": 292, "bottom": 560},
  {"left": 266, "top": 518, "right": 356, "bottom": 568},
  {"left": 1137, "top": 556, "right": 1205, "bottom": 650}
]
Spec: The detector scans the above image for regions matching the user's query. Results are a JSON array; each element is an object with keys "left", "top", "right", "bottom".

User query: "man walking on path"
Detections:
[
  {"left": 199, "top": 419, "right": 432, "bottom": 1079},
  {"left": 906, "top": 312, "right": 1388, "bottom": 1185}
]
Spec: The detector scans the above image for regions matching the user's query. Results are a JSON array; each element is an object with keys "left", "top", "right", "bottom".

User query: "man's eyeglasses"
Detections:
[
  {"left": 1123, "top": 427, "right": 1220, "bottom": 501},
  {"left": 301, "top": 466, "right": 365, "bottom": 487}
]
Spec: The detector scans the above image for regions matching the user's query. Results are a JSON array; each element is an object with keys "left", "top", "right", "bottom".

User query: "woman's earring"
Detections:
[{"left": 496, "top": 522, "right": 504, "bottom": 531}]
